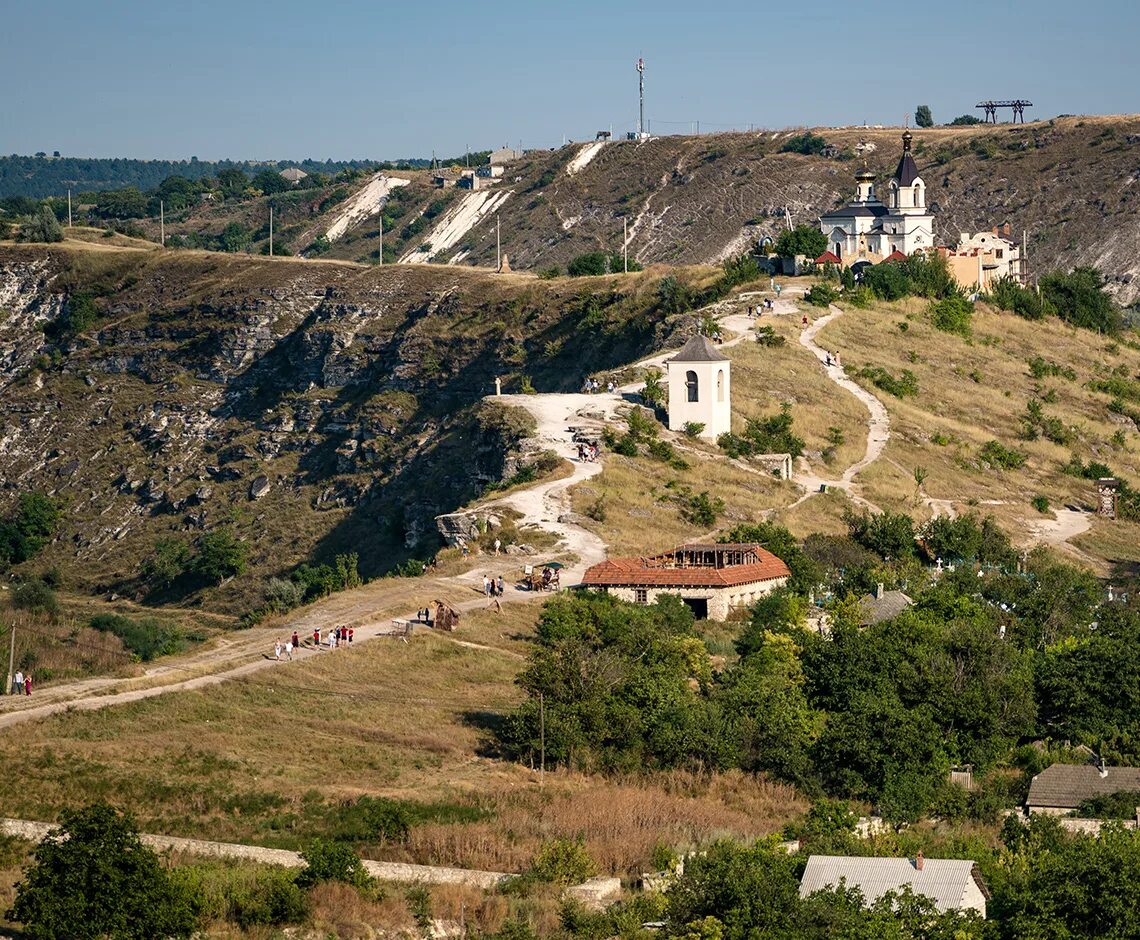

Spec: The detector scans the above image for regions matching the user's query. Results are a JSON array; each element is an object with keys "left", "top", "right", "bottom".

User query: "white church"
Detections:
[
  {"left": 818, "top": 130, "right": 934, "bottom": 267},
  {"left": 666, "top": 334, "right": 731, "bottom": 440}
]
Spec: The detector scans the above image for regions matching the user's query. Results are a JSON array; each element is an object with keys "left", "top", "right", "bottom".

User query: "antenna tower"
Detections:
[{"left": 637, "top": 57, "right": 645, "bottom": 138}]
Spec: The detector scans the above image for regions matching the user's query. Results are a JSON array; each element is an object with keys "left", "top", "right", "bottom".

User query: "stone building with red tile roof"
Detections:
[{"left": 580, "top": 543, "right": 790, "bottom": 620}]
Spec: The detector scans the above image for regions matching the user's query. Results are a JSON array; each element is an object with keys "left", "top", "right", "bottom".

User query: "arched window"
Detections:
[
  {"left": 716, "top": 369, "right": 724, "bottom": 402},
  {"left": 686, "top": 370, "right": 699, "bottom": 402}
]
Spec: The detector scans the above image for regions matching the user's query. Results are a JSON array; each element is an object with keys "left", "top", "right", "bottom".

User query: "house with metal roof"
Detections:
[
  {"left": 817, "top": 130, "right": 935, "bottom": 270},
  {"left": 580, "top": 542, "right": 790, "bottom": 620},
  {"left": 279, "top": 167, "right": 308, "bottom": 185},
  {"left": 1027, "top": 762, "right": 1140, "bottom": 815},
  {"left": 799, "top": 853, "right": 989, "bottom": 918},
  {"left": 858, "top": 583, "right": 914, "bottom": 626}
]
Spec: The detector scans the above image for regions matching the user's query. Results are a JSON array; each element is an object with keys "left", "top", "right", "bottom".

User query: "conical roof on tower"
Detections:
[
  {"left": 894, "top": 130, "right": 921, "bottom": 187},
  {"left": 668, "top": 334, "right": 729, "bottom": 362}
]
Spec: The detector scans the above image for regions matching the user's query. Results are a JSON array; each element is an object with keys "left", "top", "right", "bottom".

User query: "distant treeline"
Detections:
[{"left": 0, "top": 151, "right": 491, "bottom": 198}]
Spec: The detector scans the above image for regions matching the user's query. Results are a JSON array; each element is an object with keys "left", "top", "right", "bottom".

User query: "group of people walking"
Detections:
[
  {"left": 10, "top": 671, "right": 31, "bottom": 696},
  {"left": 274, "top": 625, "right": 355, "bottom": 661},
  {"left": 581, "top": 377, "right": 618, "bottom": 394},
  {"left": 576, "top": 441, "right": 600, "bottom": 462},
  {"left": 747, "top": 299, "right": 776, "bottom": 317},
  {"left": 482, "top": 574, "right": 506, "bottom": 597}
]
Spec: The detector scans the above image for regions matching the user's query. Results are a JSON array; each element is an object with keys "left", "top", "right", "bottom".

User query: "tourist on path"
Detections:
[
  {"left": 274, "top": 640, "right": 281, "bottom": 661},
  {"left": 23, "top": 675, "right": 31, "bottom": 696},
  {"left": 284, "top": 639, "right": 293, "bottom": 661},
  {"left": 348, "top": 627, "right": 354, "bottom": 645},
  {"left": 292, "top": 630, "right": 300, "bottom": 650},
  {"left": 313, "top": 627, "right": 320, "bottom": 649},
  {"left": 12, "top": 671, "right": 23, "bottom": 696},
  {"left": 497, "top": 575, "right": 505, "bottom": 596}
]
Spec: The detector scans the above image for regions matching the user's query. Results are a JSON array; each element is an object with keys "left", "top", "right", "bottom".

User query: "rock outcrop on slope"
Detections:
[{"left": 0, "top": 247, "right": 672, "bottom": 610}]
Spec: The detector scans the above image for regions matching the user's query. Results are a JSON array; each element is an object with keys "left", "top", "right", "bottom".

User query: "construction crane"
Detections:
[{"left": 976, "top": 100, "right": 1033, "bottom": 124}]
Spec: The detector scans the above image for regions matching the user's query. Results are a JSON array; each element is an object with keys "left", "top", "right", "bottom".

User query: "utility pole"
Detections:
[
  {"left": 539, "top": 691, "right": 545, "bottom": 787},
  {"left": 637, "top": 57, "right": 645, "bottom": 138},
  {"left": 378, "top": 211, "right": 383, "bottom": 267},
  {"left": 67, "top": 188, "right": 72, "bottom": 227},
  {"left": 268, "top": 206, "right": 273, "bottom": 257},
  {"left": 496, "top": 214, "right": 501, "bottom": 271},
  {"left": 159, "top": 200, "right": 165, "bottom": 247},
  {"left": 623, "top": 217, "right": 628, "bottom": 273},
  {"left": 5, "top": 626, "right": 14, "bottom": 696}
]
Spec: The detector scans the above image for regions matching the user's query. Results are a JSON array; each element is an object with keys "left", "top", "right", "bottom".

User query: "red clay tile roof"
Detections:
[
  {"left": 582, "top": 550, "right": 791, "bottom": 589},
  {"left": 815, "top": 251, "right": 842, "bottom": 265},
  {"left": 883, "top": 250, "right": 908, "bottom": 262}
]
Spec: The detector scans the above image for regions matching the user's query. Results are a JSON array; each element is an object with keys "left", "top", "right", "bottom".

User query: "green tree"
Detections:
[
  {"left": 193, "top": 529, "right": 248, "bottom": 583},
  {"left": 18, "top": 204, "right": 63, "bottom": 243},
  {"left": 295, "top": 839, "right": 372, "bottom": 889},
  {"left": 914, "top": 105, "right": 934, "bottom": 128},
  {"left": 774, "top": 225, "right": 827, "bottom": 260},
  {"left": 91, "top": 187, "right": 148, "bottom": 220},
  {"left": 8, "top": 802, "right": 196, "bottom": 939},
  {"left": 217, "top": 168, "right": 249, "bottom": 199},
  {"left": 252, "top": 169, "right": 292, "bottom": 195},
  {"left": 219, "top": 222, "right": 250, "bottom": 252},
  {"left": 140, "top": 538, "right": 191, "bottom": 587},
  {"left": 948, "top": 114, "right": 983, "bottom": 126},
  {"left": 1038, "top": 267, "right": 1122, "bottom": 334}
]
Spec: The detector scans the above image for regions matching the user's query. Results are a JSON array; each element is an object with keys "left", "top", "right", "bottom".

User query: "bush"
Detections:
[
  {"left": 657, "top": 275, "right": 694, "bottom": 313},
  {"left": 0, "top": 491, "right": 60, "bottom": 570},
  {"left": 862, "top": 261, "right": 911, "bottom": 301},
  {"left": 855, "top": 365, "right": 919, "bottom": 398},
  {"left": 191, "top": 529, "right": 248, "bottom": 584},
  {"left": 988, "top": 276, "right": 1048, "bottom": 320},
  {"left": 929, "top": 295, "right": 974, "bottom": 337},
  {"left": 980, "top": 440, "right": 1027, "bottom": 470},
  {"left": 805, "top": 283, "right": 838, "bottom": 307},
  {"left": 295, "top": 839, "right": 372, "bottom": 890},
  {"left": 681, "top": 490, "right": 724, "bottom": 526},
  {"left": 1028, "top": 356, "right": 1077, "bottom": 381},
  {"left": 530, "top": 838, "right": 596, "bottom": 885},
  {"left": 718, "top": 402, "right": 804, "bottom": 458},
  {"left": 1039, "top": 267, "right": 1122, "bottom": 333},
  {"left": 90, "top": 613, "right": 184, "bottom": 661},
  {"left": 8, "top": 803, "right": 196, "bottom": 939},
  {"left": 1032, "top": 495, "right": 1050, "bottom": 513},
  {"left": 140, "top": 538, "right": 191, "bottom": 588},
  {"left": 682, "top": 421, "right": 706, "bottom": 438},
  {"left": 754, "top": 325, "right": 785, "bottom": 347},
  {"left": 641, "top": 369, "right": 665, "bottom": 407},
  {"left": 11, "top": 579, "right": 60, "bottom": 617},
  {"left": 18, "top": 204, "right": 63, "bottom": 243},
  {"left": 780, "top": 133, "right": 828, "bottom": 156}
]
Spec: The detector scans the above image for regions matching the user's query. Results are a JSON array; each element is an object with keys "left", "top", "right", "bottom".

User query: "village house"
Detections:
[
  {"left": 278, "top": 166, "right": 308, "bottom": 185},
  {"left": 580, "top": 542, "right": 790, "bottom": 621},
  {"left": 799, "top": 854, "right": 990, "bottom": 918},
  {"left": 936, "top": 225, "right": 1024, "bottom": 291},
  {"left": 488, "top": 147, "right": 524, "bottom": 165},
  {"left": 858, "top": 582, "right": 914, "bottom": 626},
  {"left": 666, "top": 334, "right": 731, "bottom": 440},
  {"left": 1026, "top": 762, "right": 1140, "bottom": 815}
]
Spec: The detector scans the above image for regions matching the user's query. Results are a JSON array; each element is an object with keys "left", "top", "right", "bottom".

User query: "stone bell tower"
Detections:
[{"left": 666, "top": 334, "right": 731, "bottom": 439}]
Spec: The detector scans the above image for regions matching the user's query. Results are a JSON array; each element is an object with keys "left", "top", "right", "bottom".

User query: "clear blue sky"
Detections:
[{"left": 2, "top": 0, "right": 1135, "bottom": 161}]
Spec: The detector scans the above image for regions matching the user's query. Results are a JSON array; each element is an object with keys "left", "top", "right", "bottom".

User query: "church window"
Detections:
[
  {"left": 686, "top": 370, "right": 699, "bottom": 402},
  {"left": 717, "top": 369, "right": 725, "bottom": 402}
]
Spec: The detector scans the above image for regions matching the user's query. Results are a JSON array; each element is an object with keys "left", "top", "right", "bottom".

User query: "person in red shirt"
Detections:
[
  {"left": 313, "top": 628, "right": 320, "bottom": 649},
  {"left": 24, "top": 675, "right": 31, "bottom": 696},
  {"left": 348, "top": 627, "right": 354, "bottom": 645}
]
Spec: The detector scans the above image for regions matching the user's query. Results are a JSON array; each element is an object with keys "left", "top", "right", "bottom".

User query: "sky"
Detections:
[{"left": 2, "top": 0, "right": 1136, "bottom": 162}]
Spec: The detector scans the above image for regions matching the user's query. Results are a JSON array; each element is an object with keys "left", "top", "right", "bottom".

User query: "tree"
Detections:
[
  {"left": 948, "top": 114, "right": 983, "bottom": 126},
  {"left": 91, "top": 187, "right": 148, "bottom": 220},
  {"left": 252, "top": 169, "right": 292, "bottom": 195},
  {"left": 8, "top": 802, "right": 196, "bottom": 939},
  {"left": 774, "top": 225, "right": 827, "bottom": 260},
  {"left": 295, "top": 839, "right": 372, "bottom": 889},
  {"left": 1038, "top": 267, "right": 1122, "bottom": 334},
  {"left": 217, "top": 167, "right": 248, "bottom": 199},
  {"left": 219, "top": 222, "right": 250, "bottom": 253},
  {"left": 914, "top": 105, "right": 934, "bottom": 128},
  {"left": 18, "top": 204, "right": 63, "bottom": 243},
  {"left": 193, "top": 528, "right": 248, "bottom": 583},
  {"left": 140, "top": 538, "right": 191, "bottom": 587}
]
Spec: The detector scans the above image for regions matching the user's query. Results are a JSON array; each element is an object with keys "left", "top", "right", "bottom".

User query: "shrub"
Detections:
[
  {"left": 805, "top": 283, "right": 838, "bottom": 307},
  {"left": 657, "top": 275, "right": 694, "bottom": 313},
  {"left": 11, "top": 579, "right": 60, "bottom": 617},
  {"left": 780, "top": 133, "right": 828, "bottom": 156},
  {"left": 295, "top": 839, "right": 372, "bottom": 890},
  {"left": 529, "top": 838, "right": 596, "bottom": 885},
  {"left": 980, "top": 440, "right": 1027, "bottom": 470},
  {"left": 754, "top": 325, "right": 785, "bottom": 347},
  {"left": 641, "top": 369, "right": 665, "bottom": 407},
  {"left": 929, "top": 295, "right": 974, "bottom": 337},
  {"left": 140, "top": 538, "right": 191, "bottom": 587},
  {"left": 1032, "top": 495, "right": 1050, "bottom": 513},
  {"left": 18, "top": 204, "right": 64, "bottom": 243},
  {"left": 862, "top": 261, "right": 911, "bottom": 301},
  {"left": 585, "top": 495, "right": 607, "bottom": 522},
  {"left": 90, "top": 613, "right": 184, "bottom": 661},
  {"left": 856, "top": 365, "right": 919, "bottom": 398},
  {"left": 988, "top": 276, "right": 1048, "bottom": 320},
  {"left": 1039, "top": 267, "right": 1122, "bottom": 334},
  {"left": 1028, "top": 356, "right": 1077, "bottom": 381},
  {"left": 680, "top": 490, "right": 724, "bottom": 526},
  {"left": 537, "top": 265, "right": 561, "bottom": 279},
  {"left": 774, "top": 225, "right": 828, "bottom": 260},
  {"left": 718, "top": 403, "right": 804, "bottom": 458},
  {"left": 682, "top": 421, "right": 706, "bottom": 438},
  {"left": 193, "top": 529, "right": 248, "bottom": 583}
]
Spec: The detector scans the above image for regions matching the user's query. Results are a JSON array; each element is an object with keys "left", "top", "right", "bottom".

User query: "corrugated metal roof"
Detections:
[
  {"left": 799, "top": 855, "right": 979, "bottom": 913},
  {"left": 1027, "top": 763, "right": 1140, "bottom": 809},
  {"left": 858, "top": 590, "right": 913, "bottom": 625},
  {"left": 668, "top": 334, "right": 729, "bottom": 363}
]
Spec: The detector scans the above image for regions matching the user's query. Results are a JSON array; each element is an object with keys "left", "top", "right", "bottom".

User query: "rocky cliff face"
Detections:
[{"left": 0, "top": 247, "right": 666, "bottom": 609}]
